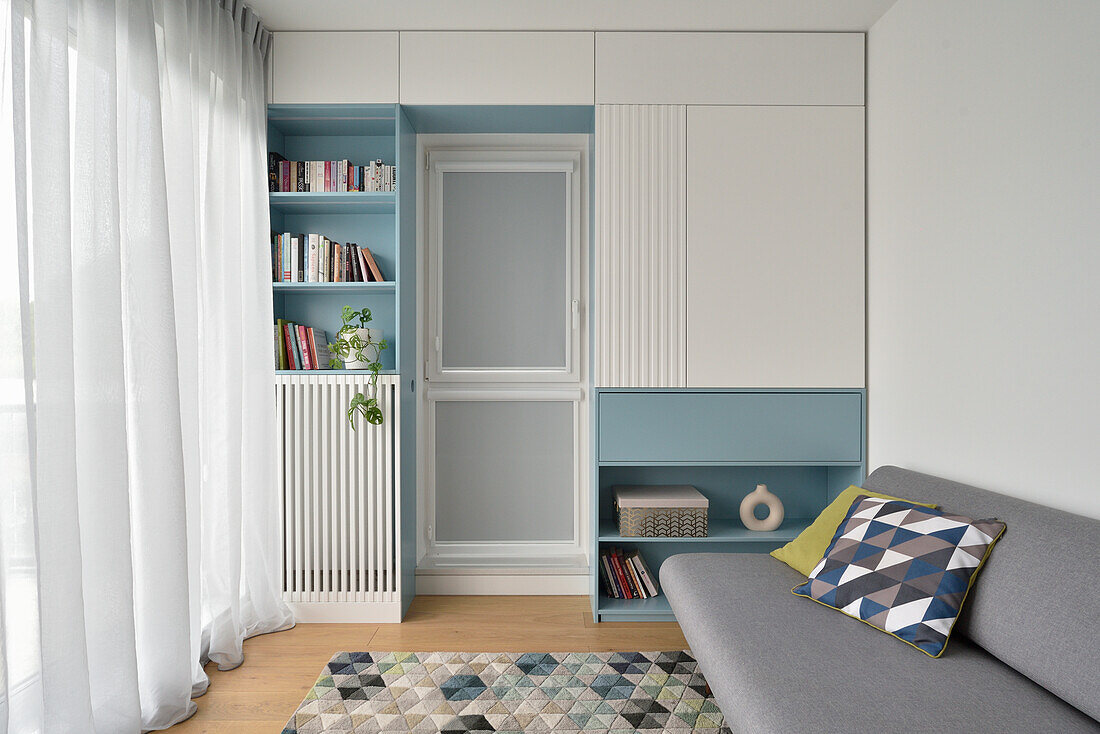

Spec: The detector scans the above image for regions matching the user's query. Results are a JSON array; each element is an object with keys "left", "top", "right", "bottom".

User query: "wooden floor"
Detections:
[{"left": 168, "top": 596, "right": 687, "bottom": 733}]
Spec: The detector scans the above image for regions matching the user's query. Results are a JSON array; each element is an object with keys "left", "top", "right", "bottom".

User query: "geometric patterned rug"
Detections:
[{"left": 281, "top": 651, "right": 731, "bottom": 733}]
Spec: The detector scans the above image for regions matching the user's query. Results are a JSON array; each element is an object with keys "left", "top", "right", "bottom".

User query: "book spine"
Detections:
[
  {"left": 609, "top": 550, "right": 633, "bottom": 599},
  {"left": 297, "top": 234, "right": 305, "bottom": 282},
  {"left": 290, "top": 236, "right": 299, "bottom": 283},
  {"left": 305, "top": 235, "right": 312, "bottom": 282},
  {"left": 632, "top": 553, "right": 659, "bottom": 597},
  {"left": 282, "top": 323, "right": 297, "bottom": 370},
  {"left": 349, "top": 245, "right": 361, "bottom": 282},
  {"left": 340, "top": 160, "right": 348, "bottom": 192},
  {"left": 356, "top": 246, "right": 371, "bottom": 282},
  {"left": 267, "top": 152, "right": 283, "bottom": 192},
  {"left": 281, "top": 233, "right": 291, "bottom": 282},
  {"left": 600, "top": 554, "right": 620, "bottom": 598},
  {"left": 626, "top": 554, "right": 650, "bottom": 598},
  {"left": 306, "top": 329, "right": 319, "bottom": 370},
  {"left": 291, "top": 323, "right": 304, "bottom": 370},
  {"left": 362, "top": 247, "right": 384, "bottom": 282},
  {"left": 275, "top": 319, "right": 288, "bottom": 370},
  {"left": 296, "top": 161, "right": 305, "bottom": 192},
  {"left": 312, "top": 328, "right": 332, "bottom": 369},
  {"left": 617, "top": 549, "right": 641, "bottom": 598},
  {"left": 598, "top": 555, "right": 615, "bottom": 598},
  {"left": 624, "top": 554, "right": 642, "bottom": 598},
  {"left": 300, "top": 324, "right": 315, "bottom": 369}
]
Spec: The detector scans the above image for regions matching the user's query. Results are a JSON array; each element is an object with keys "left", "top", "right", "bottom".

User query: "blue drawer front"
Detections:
[{"left": 598, "top": 391, "right": 863, "bottom": 463}]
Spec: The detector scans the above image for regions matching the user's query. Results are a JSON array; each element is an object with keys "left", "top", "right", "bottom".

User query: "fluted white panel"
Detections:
[
  {"left": 276, "top": 374, "right": 399, "bottom": 604},
  {"left": 595, "top": 105, "right": 687, "bottom": 387}
]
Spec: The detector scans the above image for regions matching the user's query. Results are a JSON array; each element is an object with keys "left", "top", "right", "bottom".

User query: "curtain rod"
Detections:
[{"left": 221, "top": 0, "right": 273, "bottom": 57}]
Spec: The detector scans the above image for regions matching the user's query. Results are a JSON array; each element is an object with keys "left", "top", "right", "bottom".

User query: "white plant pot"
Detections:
[{"left": 341, "top": 328, "right": 382, "bottom": 370}]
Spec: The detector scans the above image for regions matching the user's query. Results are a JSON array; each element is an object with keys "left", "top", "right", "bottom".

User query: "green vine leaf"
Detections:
[{"left": 331, "top": 304, "right": 388, "bottom": 430}]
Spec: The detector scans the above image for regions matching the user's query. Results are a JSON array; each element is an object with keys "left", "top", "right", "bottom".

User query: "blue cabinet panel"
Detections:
[{"left": 598, "top": 390, "right": 863, "bottom": 463}]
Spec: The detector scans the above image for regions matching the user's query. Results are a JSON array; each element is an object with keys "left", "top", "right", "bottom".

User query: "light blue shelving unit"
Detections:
[
  {"left": 268, "top": 103, "right": 418, "bottom": 616},
  {"left": 591, "top": 388, "right": 866, "bottom": 622}
]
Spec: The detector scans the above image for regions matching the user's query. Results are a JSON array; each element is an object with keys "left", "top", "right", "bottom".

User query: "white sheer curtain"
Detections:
[{"left": 0, "top": 0, "right": 292, "bottom": 732}]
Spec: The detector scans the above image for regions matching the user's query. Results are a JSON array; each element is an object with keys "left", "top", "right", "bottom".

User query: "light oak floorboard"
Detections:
[{"left": 167, "top": 595, "right": 686, "bottom": 733}]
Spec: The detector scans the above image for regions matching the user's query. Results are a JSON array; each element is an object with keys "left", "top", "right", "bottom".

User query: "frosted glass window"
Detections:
[
  {"left": 440, "top": 171, "right": 569, "bottom": 370},
  {"left": 434, "top": 401, "right": 574, "bottom": 542}
]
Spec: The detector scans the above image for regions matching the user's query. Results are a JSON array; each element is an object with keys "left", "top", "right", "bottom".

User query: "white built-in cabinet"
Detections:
[
  {"left": 399, "top": 32, "right": 594, "bottom": 104},
  {"left": 686, "top": 106, "right": 865, "bottom": 388},
  {"left": 271, "top": 32, "right": 399, "bottom": 103},
  {"left": 269, "top": 29, "right": 866, "bottom": 386},
  {"left": 593, "top": 32, "right": 866, "bottom": 389},
  {"left": 595, "top": 32, "right": 864, "bottom": 105}
]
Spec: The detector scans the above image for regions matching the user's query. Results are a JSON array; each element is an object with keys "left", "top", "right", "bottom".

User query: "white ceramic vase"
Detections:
[
  {"left": 740, "top": 484, "right": 785, "bottom": 531},
  {"left": 341, "top": 328, "right": 382, "bottom": 369}
]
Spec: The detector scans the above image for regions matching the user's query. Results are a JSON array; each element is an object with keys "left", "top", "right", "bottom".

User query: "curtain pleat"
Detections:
[{"left": 0, "top": 0, "right": 291, "bottom": 731}]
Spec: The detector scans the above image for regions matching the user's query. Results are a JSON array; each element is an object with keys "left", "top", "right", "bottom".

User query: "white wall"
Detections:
[{"left": 868, "top": 0, "right": 1100, "bottom": 518}]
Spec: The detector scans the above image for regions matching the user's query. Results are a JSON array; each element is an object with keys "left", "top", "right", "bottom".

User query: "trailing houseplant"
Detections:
[{"left": 328, "top": 306, "right": 389, "bottom": 429}]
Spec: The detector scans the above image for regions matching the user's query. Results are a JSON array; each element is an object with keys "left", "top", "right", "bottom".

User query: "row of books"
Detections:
[
  {"left": 268, "top": 153, "right": 395, "bottom": 193},
  {"left": 599, "top": 547, "right": 659, "bottom": 600},
  {"left": 272, "top": 232, "right": 386, "bottom": 283},
  {"left": 275, "top": 319, "right": 332, "bottom": 371}
]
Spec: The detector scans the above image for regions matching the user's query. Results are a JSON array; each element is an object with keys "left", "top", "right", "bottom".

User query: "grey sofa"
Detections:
[{"left": 662, "top": 466, "right": 1100, "bottom": 733}]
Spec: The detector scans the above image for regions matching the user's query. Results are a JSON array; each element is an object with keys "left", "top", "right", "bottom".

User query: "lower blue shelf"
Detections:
[{"left": 597, "top": 594, "right": 673, "bottom": 621}]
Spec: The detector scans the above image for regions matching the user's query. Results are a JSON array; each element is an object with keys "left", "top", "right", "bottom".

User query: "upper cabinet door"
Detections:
[
  {"left": 687, "top": 106, "right": 866, "bottom": 388},
  {"left": 400, "top": 32, "right": 594, "bottom": 105},
  {"left": 272, "top": 32, "right": 399, "bottom": 103},
  {"left": 596, "top": 32, "right": 864, "bottom": 105}
]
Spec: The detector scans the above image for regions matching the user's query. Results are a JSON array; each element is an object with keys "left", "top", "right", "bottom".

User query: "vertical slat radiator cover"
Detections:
[
  {"left": 595, "top": 104, "right": 687, "bottom": 387},
  {"left": 276, "top": 374, "right": 399, "bottom": 605}
]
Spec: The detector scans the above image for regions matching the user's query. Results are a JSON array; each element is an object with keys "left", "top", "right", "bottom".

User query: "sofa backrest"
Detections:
[{"left": 864, "top": 466, "right": 1099, "bottom": 721}]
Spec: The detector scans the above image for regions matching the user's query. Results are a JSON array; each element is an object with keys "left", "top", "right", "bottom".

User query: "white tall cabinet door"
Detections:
[
  {"left": 272, "top": 32, "right": 399, "bottom": 103},
  {"left": 400, "top": 32, "right": 594, "bottom": 104},
  {"left": 686, "top": 106, "right": 865, "bottom": 388}
]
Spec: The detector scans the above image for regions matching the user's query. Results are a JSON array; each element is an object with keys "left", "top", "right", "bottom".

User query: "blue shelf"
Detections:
[
  {"left": 273, "top": 282, "right": 395, "bottom": 294},
  {"left": 590, "top": 387, "right": 866, "bottom": 624},
  {"left": 598, "top": 518, "right": 811, "bottom": 544},
  {"left": 269, "top": 191, "right": 395, "bottom": 215},
  {"left": 596, "top": 594, "right": 672, "bottom": 621}
]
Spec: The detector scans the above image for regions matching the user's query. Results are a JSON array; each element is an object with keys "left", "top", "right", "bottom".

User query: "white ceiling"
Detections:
[{"left": 248, "top": 0, "right": 900, "bottom": 33}]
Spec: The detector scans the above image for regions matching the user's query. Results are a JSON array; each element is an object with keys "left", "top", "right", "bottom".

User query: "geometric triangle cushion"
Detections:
[{"left": 792, "top": 496, "right": 1005, "bottom": 657}]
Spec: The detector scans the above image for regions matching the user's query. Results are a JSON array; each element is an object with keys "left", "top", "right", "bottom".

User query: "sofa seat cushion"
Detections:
[{"left": 662, "top": 553, "right": 1099, "bottom": 733}]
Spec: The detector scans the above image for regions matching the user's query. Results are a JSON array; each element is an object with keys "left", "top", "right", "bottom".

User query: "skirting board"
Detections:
[
  {"left": 288, "top": 601, "right": 404, "bottom": 623},
  {"left": 415, "top": 572, "right": 589, "bottom": 595}
]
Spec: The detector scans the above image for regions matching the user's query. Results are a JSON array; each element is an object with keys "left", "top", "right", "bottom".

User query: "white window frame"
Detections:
[
  {"left": 416, "top": 135, "right": 590, "bottom": 571},
  {"left": 426, "top": 148, "right": 583, "bottom": 384},
  {"left": 423, "top": 389, "right": 585, "bottom": 561}
]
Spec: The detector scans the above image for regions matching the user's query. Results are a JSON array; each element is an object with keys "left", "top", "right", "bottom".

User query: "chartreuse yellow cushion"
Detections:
[{"left": 770, "top": 485, "right": 937, "bottom": 576}]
